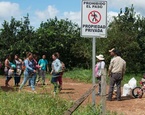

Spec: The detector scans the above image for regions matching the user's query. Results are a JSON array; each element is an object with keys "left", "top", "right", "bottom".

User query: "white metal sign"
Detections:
[{"left": 81, "top": 0, "right": 107, "bottom": 38}]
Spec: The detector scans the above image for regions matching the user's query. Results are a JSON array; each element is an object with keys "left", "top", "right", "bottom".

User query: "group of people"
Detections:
[
  {"left": 95, "top": 48, "right": 126, "bottom": 101},
  {"left": 4, "top": 52, "right": 64, "bottom": 94}
]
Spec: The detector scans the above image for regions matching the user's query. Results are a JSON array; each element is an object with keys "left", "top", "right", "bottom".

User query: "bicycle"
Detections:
[{"left": 132, "top": 80, "right": 145, "bottom": 98}]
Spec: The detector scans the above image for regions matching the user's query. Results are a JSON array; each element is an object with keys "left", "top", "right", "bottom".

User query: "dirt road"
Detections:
[{"left": 0, "top": 77, "right": 145, "bottom": 115}]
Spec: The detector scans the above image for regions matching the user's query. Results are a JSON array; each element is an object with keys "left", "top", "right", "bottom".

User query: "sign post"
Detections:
[
  {"left": 92, "top": 37, "right": 96, "bottom": 106},
  {"left": 81, "top": 0, "right": 107, "bottom": 106}
]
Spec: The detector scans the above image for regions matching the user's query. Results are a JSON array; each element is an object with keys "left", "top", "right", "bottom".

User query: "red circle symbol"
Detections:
[{"left": 88, "top": 10, "right": 101, "bottom": 24}]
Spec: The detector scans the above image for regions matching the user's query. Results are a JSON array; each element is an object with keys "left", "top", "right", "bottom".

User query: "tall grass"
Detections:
[
  {"left": 0, "top": 90, "right": 72, "bottom": 115},
  {"left": 63, "top": 68, "right": 143, "bottom": 86},
  {"left": 0, "top": 90, "right": 118, "bottom": 115},
  {"left": 63, "top": 68, "right": 92, "bottom": 83},
  {"left": 73, "top": 104, "right": 120, "bottom": 115}
]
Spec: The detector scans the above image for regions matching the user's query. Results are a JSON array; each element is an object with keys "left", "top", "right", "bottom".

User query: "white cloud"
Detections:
[
  {"left": 0, "top": 1, "right": 145, "bottom": 29},
  {"left": 35, "top": 5, "right": 59, "bottom": 21},
  {"left": 63, "top": 11, "right": 81, "bottom": 25},
  {"left": 0, "top": 2, "right": 20, "bottom": 20},
  {"left": 108, "top": 0, "right": 145, "bottom": 16},
  {"left": 34, "top": 6, "right": 81, "bottom": 27},
  {"left": 107, "top": 11, "right": 118, "bottom": 24},
  {"left": 0, "top": 1, "right": 21, "bottom": 28}
]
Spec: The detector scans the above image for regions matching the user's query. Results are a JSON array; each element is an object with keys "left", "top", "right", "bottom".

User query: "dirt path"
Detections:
[{"left": 0, "top": 77, "right": 145, "bottom": 115}]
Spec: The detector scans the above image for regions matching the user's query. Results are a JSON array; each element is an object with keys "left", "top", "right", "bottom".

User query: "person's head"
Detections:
[
  {"left": 52, "top": 53, "right": 58, "bottom": 60},
  {"left": 55, "top": 52, "right": 60, "bottom": 58},
  {"left": 33, "top": 54, "right": 37, "bottom": 60},
  {"left": 109, "top": 48, "right": 120, "bottom": 57},
  {"left": 6, "top": 54, "right": 11, "bottom": 60},
  {"left": 42, "top": 55, "right": 46, "bottom": 59},
  {"left": 96, "top": 54, "right": 105, "bottom": 61},
  {"left": 15, "top": 54, "right": 19, "bottom": 60},
  {"left": 109, "top": 48, "right": 116, "bottom": 56},
  {"left": 27, "top": 52, "right": 33, "bottom": 60}
]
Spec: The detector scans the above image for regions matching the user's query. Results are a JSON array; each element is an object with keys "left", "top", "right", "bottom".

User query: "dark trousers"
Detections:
[
  {"left": 96, "top": 77, "right": 101, "bottom": 93},
  {"left": 5, "top": 77, "right": 12, "bottom": 86},
  {"left": 108, "top": 73, "right": 122, "bottom": 100},
  {"left": 14, "top": 74, "right": 21, "bottom": 85}
]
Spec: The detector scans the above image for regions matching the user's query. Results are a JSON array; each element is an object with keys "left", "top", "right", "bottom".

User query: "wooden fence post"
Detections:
[
  {"left": 64, "top": 84, "right": 98, "bottom": 115},
  {"left": 100, "top": 68, "right": 107, "bottom": 115}
]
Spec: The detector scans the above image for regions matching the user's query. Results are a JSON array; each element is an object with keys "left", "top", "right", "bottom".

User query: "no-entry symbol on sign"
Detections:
[
  {"left": 88, "top": 10, "right": 101, "bottom": 24},
  {"left": 81, "top": 0, "right": 107, "bottom": 38}
]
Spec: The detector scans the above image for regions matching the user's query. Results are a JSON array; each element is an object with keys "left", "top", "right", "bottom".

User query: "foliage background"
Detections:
[{"left": 0, "top": 5, "right": 145, "bottom": 74}]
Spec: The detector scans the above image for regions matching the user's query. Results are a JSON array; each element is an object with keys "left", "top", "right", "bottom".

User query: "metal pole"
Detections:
[{"left": 92, "top": 37, "right": 96, "bottom": 106}]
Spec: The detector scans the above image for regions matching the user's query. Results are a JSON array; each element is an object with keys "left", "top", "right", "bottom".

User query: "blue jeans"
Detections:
[
  {"left": 29, "top": 74, "right": 37, "bottom": 86},
  {"left": 19, "top": 71, "right": 36, "bottom": 91}
]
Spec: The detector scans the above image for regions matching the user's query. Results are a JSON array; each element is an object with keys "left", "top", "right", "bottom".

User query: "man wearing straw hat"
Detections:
[
  {"left": 107, "top": 48, "right": 126, "bottom": 101},
  {"left": 95, "top": 54, "right": 105, "bottom": 96}
]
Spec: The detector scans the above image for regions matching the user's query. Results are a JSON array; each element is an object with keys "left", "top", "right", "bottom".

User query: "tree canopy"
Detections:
[{"left": 0, "top": 5, "right": 144, "bottom": 73}]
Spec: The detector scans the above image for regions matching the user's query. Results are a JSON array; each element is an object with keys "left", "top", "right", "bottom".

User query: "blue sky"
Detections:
[{"left": 0, "top": 0, "right": 145, "bottom": 28}]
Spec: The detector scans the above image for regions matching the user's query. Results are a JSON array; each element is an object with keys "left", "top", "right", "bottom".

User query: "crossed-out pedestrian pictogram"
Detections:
[{"left": 88, "top": 10, "right": 101, "bottom": 24}]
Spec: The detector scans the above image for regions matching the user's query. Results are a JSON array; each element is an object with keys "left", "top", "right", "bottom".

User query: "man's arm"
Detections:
[
  {"left": 108, "top": 60, "right": 113, "bottom": 77},
  {"left": 122, "top": 61, "right": 126, "bottom": 75}
]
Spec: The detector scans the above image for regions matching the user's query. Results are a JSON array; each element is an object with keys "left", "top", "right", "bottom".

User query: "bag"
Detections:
[
  {"left": 61, "top": 62, "right": 65, "bottom": 72},
  {"left": 122, "top": 84, "right": 131, "bottom": 96},
  {"left": 16, "top": 69, "right": 22, "bottom": 75},
  {"left": 95, "top": 63, "right": 101, "bottom": 78},
  {"left": 128, "top": 77, "right": 137, "bottom": 89},
  {"left": 122, "top": 77, "right": 137, "bottom": 96},
  {"left": 95, "top": 64, "right": 99, "bottom": 77},
  {"left": 8, "top": 69, "right": 14, "bottom": 77},
  {"left": 22, "top": 62, "right": 26, "bottom": 70}
]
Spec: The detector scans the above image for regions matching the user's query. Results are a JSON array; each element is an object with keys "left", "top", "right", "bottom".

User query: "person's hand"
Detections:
[
  {"left": 33, "top": 70, "right": 36, "bottom": 73},
  {"left": 108, "top": 73, "right": 110, "bottom": 77}
]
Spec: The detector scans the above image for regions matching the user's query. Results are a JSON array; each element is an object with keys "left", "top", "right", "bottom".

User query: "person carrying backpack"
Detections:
[
  {"left": 50, "top": 53, "right": 62, "bottom": 95},
  {"left": 55, "top": 52, "right": 65, "bottom": 91},
  {"left": 95, "top": 54, "right": 105, "bottom": 96}
]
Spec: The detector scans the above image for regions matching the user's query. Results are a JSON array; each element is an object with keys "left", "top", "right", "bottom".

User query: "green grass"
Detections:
[
  {"left": 1, "top": 69, "right": 141, "bottom": 115},
  {"left": 63, "top": 68, "right": 143, "bottom": 86},
  {"left": 63, "top": 68, "right": 92, "bottom": 83},
  {"left": 0, "top": 90, "right": 117, "bottom": 115},
  {"left": 73, "top": 104, "right": 120, "bottom": 115},
  {"left": 0, "top": 90, "right": 73, "bottom": 115}
]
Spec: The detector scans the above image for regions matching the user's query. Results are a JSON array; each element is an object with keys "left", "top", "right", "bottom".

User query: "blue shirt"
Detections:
[
  {"left": 24, "top": 59, "right": 34, "bottom": 73},
  {"left": 38, "top": 59, "right": 48, "bottom": 71}
]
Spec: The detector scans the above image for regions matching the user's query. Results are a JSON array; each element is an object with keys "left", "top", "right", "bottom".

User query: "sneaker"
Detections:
[
  {"left": 33, "top": 91, "right": 37, "bottom": 94},
  {"left": 18, "top": 89, "right": 21, "bottom": 93},
  {"left": 53, "top": 92, "right": 56, "bottom": 97},
  {"left": 5, "top": 84, "right": 10, "bottom": 87},
  {"left": 96, "top": 92, "right": 100, "bottom": 96},
  {"left": 117, "top": 98, "right": 122, "bottom": 101},
  {"left": 107, "top": 98, "right": 112, "bottom": 101}
]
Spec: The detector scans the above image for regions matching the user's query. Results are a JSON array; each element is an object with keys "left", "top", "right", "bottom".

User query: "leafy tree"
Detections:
[
  {"left": 97, "top": 5, "right": 144, "bottom": 73},
  {"left": 36, "top": 17, "right": 92, "bottom": 68}
]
